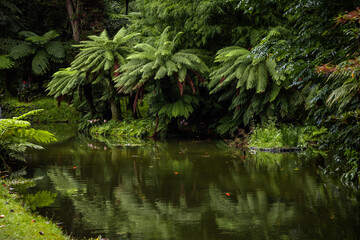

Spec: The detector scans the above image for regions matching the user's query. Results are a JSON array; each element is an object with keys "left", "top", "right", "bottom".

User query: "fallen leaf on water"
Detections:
[{"left": 226, "top": 193, "right": 231, "bottom": 196}]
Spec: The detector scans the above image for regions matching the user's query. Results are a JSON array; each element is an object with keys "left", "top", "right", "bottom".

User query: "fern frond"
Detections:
[
  {"left": 32, "top": 50, "right": 49, "bottom": 75},
  {"left": 45, "top": 41, "right": 65, "bottom": 59},
  {"left": 0, "top": 55, "right": 15, "bottom": 69},
  {"left": 9, "top": 43, "right": 34, "bottom": 59}
]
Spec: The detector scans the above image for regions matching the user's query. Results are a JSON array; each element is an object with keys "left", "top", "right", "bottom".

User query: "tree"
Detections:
[
  {"left": 59, "top": 27, "right": 138, "bottom": 120},
  {"left": 115, "top": 27, "right": 209, "bottom": 133}
]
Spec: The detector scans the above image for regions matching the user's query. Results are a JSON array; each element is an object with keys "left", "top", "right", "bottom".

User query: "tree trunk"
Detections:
[
  {"left": 83, "top": 83, "right": 97, "bottom": 116},
  {"left": 108, "top": 78, "right": 122, "bottom": 121},
  {"left": 65, "top": 0, "right": 80, "bottom": 42},
  {"left": 110, "top": 100, "right": 122, "bottom": 121},
  {"left": 125, "top": 0, "right": 129, "bottom": 15}
]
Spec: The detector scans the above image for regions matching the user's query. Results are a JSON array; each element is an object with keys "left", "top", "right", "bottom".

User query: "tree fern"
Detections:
[
  {"left": 115, "top": 27, "right": 209, "bottom": 121},
  {"left": 210, "top": 45, "right": 296, "bottom": 131},
  {"left": 0, "top": 110, "right": 57, "bottom": 168},
  {"left": 9, "top": 30, "right": 65, "bottom": 75}
]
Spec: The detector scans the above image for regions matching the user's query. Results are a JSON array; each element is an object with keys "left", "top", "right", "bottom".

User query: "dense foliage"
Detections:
[{"left": 0, "top": 0, "right": 360, "bottom": 182}]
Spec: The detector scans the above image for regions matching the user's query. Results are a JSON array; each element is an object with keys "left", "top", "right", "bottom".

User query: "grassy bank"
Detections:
[
  {"left": 0, "top": 97, "right": 80, "bottom": 123},
  {"left": 0, "top": 183, "right": 70, "bottom": 240}
]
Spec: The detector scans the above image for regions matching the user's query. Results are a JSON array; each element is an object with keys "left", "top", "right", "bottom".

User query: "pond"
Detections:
[{"left": 21, "top": 124, "right": 360, "bottom": 239}]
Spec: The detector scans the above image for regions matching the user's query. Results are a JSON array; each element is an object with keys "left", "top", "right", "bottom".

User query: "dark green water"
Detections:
[{"left": 23, "top": 124, "right": 360, "bottom": 240}]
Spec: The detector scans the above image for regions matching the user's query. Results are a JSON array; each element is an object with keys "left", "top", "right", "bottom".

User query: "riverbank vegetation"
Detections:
[{"left": 0, "top": 0, "right": 360, "bottom": 185}]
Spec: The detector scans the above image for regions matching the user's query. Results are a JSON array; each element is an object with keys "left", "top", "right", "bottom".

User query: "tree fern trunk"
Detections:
[
  {"left": 83, "top": 83, "right": 97, "bottom": 116},
  {"left": 108, "top": 78, "right": 122, "bottom": 121}
]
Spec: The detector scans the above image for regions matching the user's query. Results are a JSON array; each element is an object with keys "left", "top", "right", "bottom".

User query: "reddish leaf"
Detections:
[{"left": 226, "top": 193, "right": 231, "bottom": 196}]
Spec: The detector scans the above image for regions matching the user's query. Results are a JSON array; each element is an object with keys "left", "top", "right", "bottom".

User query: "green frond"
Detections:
[
  {"left": 42, "top": 30, "right": 60, "bottom": 41},
  {"left": 0, "top": 55, "right": 15, "bottom": 69},
  {"left": 113, "top": 27, "right": 127, "bottom": 42},
  {"left": 32, "top": 49, "right": 50, "bottom": 75},
  {"left": 19, "top": 31, "right": 38, "bottom": 38},
  {"left": 134, "top": 43, "right": 157, "bottom": 54},
  {"left": 178, "top": 67, "right": 187, "bottom": 82},
  {"left": 256, "top": 63, "right": 268, "bottom": 93},
  {"left": 165, "top": 60, "right": 178, "bottom": 76},
  {"left": 154, "top": 65, "right": 167, "bottom": 80},
  {"left": 45, "top": 41, "right": 65, "bottom": 59},
  {"left": 236, "top": 64, "right": 252, "bottom": 88},
  {"left": 9, "top": 43, "right": 34, "bottom": 59},
  {"left": 246, "top": 65, "right": 257, "bottom": 89}
]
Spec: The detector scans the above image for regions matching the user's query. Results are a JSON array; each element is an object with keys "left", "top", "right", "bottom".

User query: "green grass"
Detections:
[
  {"left": 0, "top": 97, "right": 80, "bottom": 123},
  {"left": 0, "top": 183, "right": 69, "bottom": 240}
]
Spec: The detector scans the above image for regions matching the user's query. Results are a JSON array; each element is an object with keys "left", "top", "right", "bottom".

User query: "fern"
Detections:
[
  {"left": 0, "top": 110, "right": 57, "bottom": 167},
  {"left": 210, "top": 45, "right": 295, "bottom": 131},
  {"left": 0, "top": 55, "right": 14, "bottom": 69},
  {"left": 115, "top": 27, "right": 209, "bottom": 121},
  {"left": 9, "top": 30, "right": 65, "bottom": 75}
]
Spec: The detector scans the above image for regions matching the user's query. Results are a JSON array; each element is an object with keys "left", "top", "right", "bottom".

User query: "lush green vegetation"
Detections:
[
  {"left": 1, "top": 0, "right": 360, "bottom": 183},
  {"left": 0, "top": 182, "right": 69, "bottom": 240},
  {"left": 0, "top": 110, "right": 57, "bottom": 168},
  {"left": 0, "top": 97, "right": 80, "bottom": 122},
  {"left": 248, "top": 119, "right": 306, "bottom": 149}
]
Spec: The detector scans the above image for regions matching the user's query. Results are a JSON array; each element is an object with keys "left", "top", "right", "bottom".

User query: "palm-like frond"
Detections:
[
  {"left": 9, "top": 43, "right": 34, "bottom": 59},
  {"left": 71, "top": 28, "right": 137, "bottom": 76},
  {"left": 0, "top": 55, "right": 14, "bottom": 69},
  {"left": 210, "top": 45, "right": 291, "bottom": 127},
  {"left": 32, "top": 50, "right": 49, "bottom": 75},
  {"left": 47, "top": 68, "right": 85, "bottom": 98}
]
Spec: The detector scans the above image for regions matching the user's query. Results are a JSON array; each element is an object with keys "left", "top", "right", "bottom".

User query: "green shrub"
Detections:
[{"left": 90, "top": 117, "right": 157, "bottom": 139}]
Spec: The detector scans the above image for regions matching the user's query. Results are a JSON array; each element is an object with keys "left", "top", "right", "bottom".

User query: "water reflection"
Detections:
[{"left": 25, "top": 135, "right": 360, "bottom": 240}]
